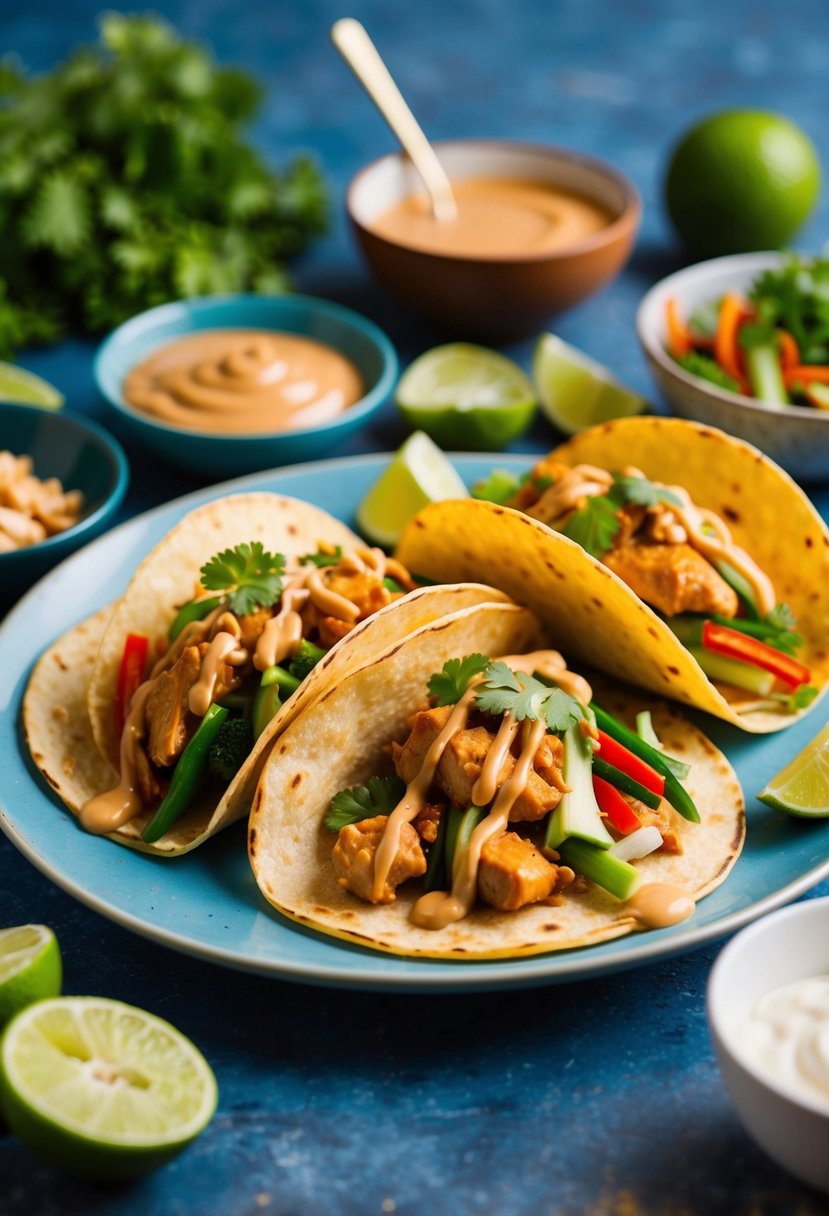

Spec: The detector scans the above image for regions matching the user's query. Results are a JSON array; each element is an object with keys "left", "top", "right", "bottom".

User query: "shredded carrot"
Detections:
[
  {"left": 714, "top": 292, "right": 753, "bottom": 389},
  {"left": 777, "top": 330, "right": 800, "bottom": 371},
  {"left": 665, "top": 297, "right": 692, "bottom": 358},
  {"left": 784, "top": 365, "right": 829, "bottom": 390}
]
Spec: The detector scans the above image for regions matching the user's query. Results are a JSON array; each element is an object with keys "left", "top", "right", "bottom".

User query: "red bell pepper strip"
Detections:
[
  {"left": 701, "top": 621, "right": 810, "bottom": 690},
  {"left": 115, "top": 633, "right": 149, "bottom": 736},
  {"left": 592, "top": 776, "right": 641, "bottom": 836},
  {"left": 595, "top": 730, "right": 665, "bottom": 798}
]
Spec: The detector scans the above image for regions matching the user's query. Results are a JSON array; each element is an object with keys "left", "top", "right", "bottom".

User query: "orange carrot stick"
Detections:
[
  {"left": 714, "top": 292, "right": 753, "bottom": 385},
  {"left": 665, "top": 297, "right": 692, "bottom": 358},
  {"left": 777, "top": 330, "right": 800, "bottom": 372},
  {"left": 784, "top": 365, "right": 829, "bottom": 389}
]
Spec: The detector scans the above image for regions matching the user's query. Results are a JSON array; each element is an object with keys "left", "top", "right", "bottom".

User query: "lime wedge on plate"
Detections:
[
  {"left": 396, "top": 343, "right": 536, "bottom": 450},
  {"left": 757, "top": 722, "right": 829, "bottom": 816},
  {"left": 0, "top": 996, "right": 218, "bottom": 1181},
  {"left": 356, "top": 431, "right": 468, "bottom": 549},
  {"left": 0, "top": 925, "right": 62, "bottom": 1028},
  {"left": 533, "top": 333, "right": 647, "bottom": 434},
  {"left": 0, "top": 362, "right": 63, "bottom": 409}
]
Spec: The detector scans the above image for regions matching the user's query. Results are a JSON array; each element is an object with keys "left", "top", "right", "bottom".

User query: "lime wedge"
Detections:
[
  {"left": 532, "top": 333, "right": 647, "bottom": 435},
  {"left": 395, "top": 343, "right": 536, "bottom": 450},
  {"left": 757, "top": 723, "right": 829, "bottom": 816},
  {"left": 0, "top": 996, "right": 218, "bottom": 1181},
  {"left": 0, "top": 362, "right": 63, "bottom": 409},
  {"left": 356, "top": 431, "right": 468, "bottom": 549},
  {"left": 0, "top": 926, "right": 62, "bottom": 1028}
]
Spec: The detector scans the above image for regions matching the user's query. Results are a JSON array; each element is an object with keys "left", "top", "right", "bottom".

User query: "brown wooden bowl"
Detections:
[{"left": 347, "top": 139, "right": 641, "bottom": 343}]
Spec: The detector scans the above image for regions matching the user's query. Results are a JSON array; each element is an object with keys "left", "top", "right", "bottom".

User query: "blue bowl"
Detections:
[
  {"left": 94, "top": 294, "right": 398, "bottom": 477},
  {"left": 0, "top": 402, "right": 129, "bottom": 602}
]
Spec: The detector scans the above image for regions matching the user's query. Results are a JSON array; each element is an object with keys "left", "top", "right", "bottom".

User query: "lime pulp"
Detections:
[
  {"left": 356, "top": 430, "right": 468, "bottom": 549},
  {"left": 532, "top": 333, "right": 647, "bottom": 435},
  {"left": 0, "top": 925, "right": 62, "bottom": 1028},
  {"left": 0, "top": 362, "right": 64, "bottom": 409},
  {"left": 757, "top": 722, "right": 829, "bottom": 816}
]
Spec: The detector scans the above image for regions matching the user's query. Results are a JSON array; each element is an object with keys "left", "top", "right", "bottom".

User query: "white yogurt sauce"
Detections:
[{"left": 739, "top": 976, "right": 829, "bottom": 1108}]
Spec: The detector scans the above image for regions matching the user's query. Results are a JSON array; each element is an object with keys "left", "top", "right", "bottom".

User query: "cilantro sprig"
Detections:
[
  {"left": 325, "top": 776, "right": 406, "bottom": 831},
  {"left": 474, "top": 662, "right": 584, "bottom": 732},
  {"left": 200, "top": 543, "right": 285, "bottom": 615},
  {"left": 428, "top": 654, "right": 490, "bottom": 706},
  {"left": 298, "top": 546, "right": 343, "bottom": 568},
  {"left": 562, "top": 471, "right": 683, "bottom": 559}
]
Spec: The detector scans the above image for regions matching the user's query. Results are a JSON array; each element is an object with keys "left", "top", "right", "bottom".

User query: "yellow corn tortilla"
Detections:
[
  {"left": 250, "top": 602, "right": 744, "bottom": 959},
  {"left": 24, "top": 489, "right": 512, "bottom": 855},
  {"left": 396, "top": 418, "right": 829, "bottom": 733}
]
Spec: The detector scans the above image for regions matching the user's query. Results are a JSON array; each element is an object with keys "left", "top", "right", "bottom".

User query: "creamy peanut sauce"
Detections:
[
  {"left": 370, "top": 177, "right": 613, "bottom": 258},
  {"left": 80, "top": 546, "right": 404, "bottom": 835},
  {"left": 626, "top": 882, "right": 695, "bottom": 929},
  {"left": 363, "top": 648, "right": 695, "bottom": 931},
  {"left": 123, "top": 331, "right": 364, "bottom": 435},
  {"left": 530, "top": 464, "right": 776, "bottom": 617}
]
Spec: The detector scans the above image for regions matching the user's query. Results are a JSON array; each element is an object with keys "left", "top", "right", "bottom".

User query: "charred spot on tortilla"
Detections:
[
  {"left": 291, "top": 773, "right": 303, "bottom": 789},
  {"left": 668, "top": 666, "right": 680, "bottom": 675}
]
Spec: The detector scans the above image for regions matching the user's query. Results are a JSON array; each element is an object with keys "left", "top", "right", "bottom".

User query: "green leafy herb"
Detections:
[
  {"left": 561, "top": 494, "right": 620, "bottom": 558},
  {"left": 200, "top": 543, "right": 285, "bottom": 615},
  {"left": 383, "top": 576, "right": 404, "bottom": 593},
  {"left": 751, "top": 685, "right": 819, "bottom": 715},
  {"left": 298, "top": 546, "right": 343, "bottom": 568},
  {"left": 747, "top": 256, "right": 829, "bottom": 365},
  {"left": 472, "top": 469, "right": 524, "bottom": 505},
  {"left": 475, "top": 662, "right": 584, "bottom": 733},
  {"left": 428, "top": 654, "right": 490, "bottom": 706},
  {"left": 325, "top": 776, "right": 406, "bottom": 831},
  {"left": 675, "top": 351, "right": 741, "bottom": 393},
  {"left": 0, "top": 14, "right": 327, "bottom": 358},
  {"left": 610, "top": 472, "right": 682, "bottom": 510}
]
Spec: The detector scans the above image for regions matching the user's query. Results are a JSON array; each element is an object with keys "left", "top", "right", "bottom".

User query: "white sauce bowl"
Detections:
[{"left": 707, "top": 895, "right": 829, "bottom": 1191}]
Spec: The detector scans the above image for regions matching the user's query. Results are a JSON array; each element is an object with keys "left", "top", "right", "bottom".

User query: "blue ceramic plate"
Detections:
[{"left": 2, "top": 454, "right": 829, "bottom": 992}]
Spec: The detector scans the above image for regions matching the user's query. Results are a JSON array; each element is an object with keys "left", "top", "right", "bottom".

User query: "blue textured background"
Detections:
[{"left": 2, "top": 1, "right": 829, "bottom": 1212}]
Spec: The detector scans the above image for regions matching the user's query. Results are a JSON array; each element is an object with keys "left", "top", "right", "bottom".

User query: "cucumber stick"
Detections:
[{"left": 545, "top": 726, "right": 614, "bottom": 851}]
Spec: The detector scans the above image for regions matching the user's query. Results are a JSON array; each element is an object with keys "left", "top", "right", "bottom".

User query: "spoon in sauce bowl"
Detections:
[{"left": 331, "top": 17, "right": 458, "bottom": 223}]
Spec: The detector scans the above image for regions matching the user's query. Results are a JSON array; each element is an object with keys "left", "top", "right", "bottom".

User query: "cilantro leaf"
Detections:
[
  {"left": 752, "top": 685, "right": 819, "bottom": 715},
  {"left": 200, "top": 543, "right": 285, "bottom": 615},
  {"left": 298, "top": 546, "right": 343, "bottom": 568},
  {"left": 428, "top": 654, "right": 490, "bottom": 706},
  {"left": 561, "top": 494, "right": 620, "bottom": 559},
  {"left": 325, "top": 776, "right": 406, "bottom": 831},
  {"left": 475, "top": 662, "right": 584, "bottom": 732},
  {"left": 610, "top": 472, "right": 682, "bottom": 509},
  {"left": 766, "top": 603, "right": 798, "bottom": 632},
  {"left": 472, "top": 469, "right": 524, "bottom": 505}
]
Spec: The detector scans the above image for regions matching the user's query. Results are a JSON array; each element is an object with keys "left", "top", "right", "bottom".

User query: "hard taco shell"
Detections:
[{"left": 396, "top": 418, "right": 829, "bottom": 732}]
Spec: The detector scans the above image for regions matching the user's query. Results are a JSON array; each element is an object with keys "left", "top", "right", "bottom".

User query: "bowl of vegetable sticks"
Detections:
[{"left": 636, "top": 251, "right": 829, "bottom": 482}]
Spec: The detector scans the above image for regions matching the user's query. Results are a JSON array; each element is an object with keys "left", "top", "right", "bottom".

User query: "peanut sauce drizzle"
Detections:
[
  {"left": 530, "top": 464, "right": 776, "bottom": 617},
  {"left": 625, "top": 882, "right": 695, "bottom": 929},
  {"left": 80, "top": 546, "right": 399, "bottom": 835}
]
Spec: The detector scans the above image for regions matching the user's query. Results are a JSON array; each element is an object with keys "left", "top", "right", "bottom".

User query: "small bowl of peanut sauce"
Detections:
[
  {"left": 347, "top": 139, "right": 641, "bottom": 342},
  {"left": 95, "top": 294, "right": 398, "bottom": 478},
  {"left": 0, "top": 402, "right": 129, "bottom": 604}
]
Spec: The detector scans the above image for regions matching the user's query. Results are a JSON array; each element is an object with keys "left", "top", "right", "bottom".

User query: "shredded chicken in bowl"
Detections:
[{"left": 0, "top": 451, "right": 84, "bottom": 552}]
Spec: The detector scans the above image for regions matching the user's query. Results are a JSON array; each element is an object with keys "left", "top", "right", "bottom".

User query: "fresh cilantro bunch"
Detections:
[
  {"left": 298, "top": 546, "right": 344, "bottom": 568},
  {"left": 744, "top": 256, "right": 829, "bottom": 365},
  {"left": 200, "top": 543, "right": 285, "bottom": 615},
  {"left": 563, "top": 473, "right": 681, "bottom": 559},
  {"left": 474, "top": 662, "right": 584, "bottom": 732},
  {"left": 0, "top": 14, "right": 327, "bottom": 358}
]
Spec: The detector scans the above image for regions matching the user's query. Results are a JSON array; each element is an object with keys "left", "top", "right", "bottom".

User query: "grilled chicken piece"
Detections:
[
  {"left": 413, "top": 802, "right": 441, "bottom": 844},
  {"left": 144, "top": 643, "right": 237, "bottom": 768},
  {"left": 627, "top": 797, "right": 682, "bottom": 854},
  {"left": 505, "top": 457, "right": 571, "bottom": 511},
  {"left": 391, "top": 707, "right": 563, "bottom": 823},
  {"left": 332, "top": 814, "right": 426, "bottom": 904},
  {"left": 134, "top": 743, "right": 165, "bottom": 809},
  {"left": 237, "top": 607, "right": 273, "bottom": 651},
  {"left": 317, "top": 615, "right": 353, "bottom": 649},
  {"left": 323, "top": 569, "right": 392, "bottom": 620},
  {"left": 478, "top": 832, "right": 558, "bottom": 911},
  {"left": 604, "top": 541, "right": 739, "bottom": 618}
]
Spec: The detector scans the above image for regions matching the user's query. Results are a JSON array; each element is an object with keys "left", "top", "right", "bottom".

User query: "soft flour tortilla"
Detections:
[
  {"left": 396, "top": 417, "right": 829, "bottom": 733},
  {"left": 249, "top": 602, "right": 744, "bottom": 960},
  {"left": 24, "top": 488, "right": 513, "bottom": 855}
]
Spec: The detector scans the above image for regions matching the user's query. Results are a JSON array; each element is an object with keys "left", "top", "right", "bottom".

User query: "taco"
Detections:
[
  {"left": 24, "top": 491, "right": 509, "bottom": 855},
  {"left": 396, "top": 417, "right": 829, "bottom": 732},
  {"left": 249, "top": 600, "right": 744, "bottom": 959}
]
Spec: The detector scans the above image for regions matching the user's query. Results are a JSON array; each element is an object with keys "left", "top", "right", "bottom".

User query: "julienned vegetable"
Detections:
[
  {"left": 114, "top": 633, "right": 148, "bottom": 736},
  {"left": 590, "top": 703, "right": 700, "bottom": 824},
  {"left": 664, "top": 255, "right": 829, "bottom": 410},
  {"left": 0, "top": 14, "right": 327, "bottom": 359},
  {"left": 142, "top": 704, "right": 228, "bottom": 842},
  {"left": 701, "top": 621, "right": 811, "bottom": 690}
]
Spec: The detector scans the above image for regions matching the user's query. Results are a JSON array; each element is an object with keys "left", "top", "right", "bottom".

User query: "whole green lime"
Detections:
[{"left": 664, "top": 110, "right": 821, "bottom": 257}]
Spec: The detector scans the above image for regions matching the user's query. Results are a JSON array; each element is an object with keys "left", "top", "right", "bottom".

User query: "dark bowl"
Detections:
[{"left": 0, "top": 403, "right": 129, "bottom": 603}]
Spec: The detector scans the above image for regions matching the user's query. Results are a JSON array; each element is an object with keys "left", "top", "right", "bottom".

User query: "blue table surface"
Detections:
[{"left": 3, "top": 1, "right": 829, "bottom": 1211}]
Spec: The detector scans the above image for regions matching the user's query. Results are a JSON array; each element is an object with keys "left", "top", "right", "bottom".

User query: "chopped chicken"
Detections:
[
  {"left": 628, "top": 797, "right": 682, "bottom": 854},
  {"left": 477, "top": 832, "right": 559, "bottom": 911},
  {"left": 391, "top": 706, "right": 563, "bottom": 823},
  {"left": 332, "top": 814, "right": 426, "bottom": 904},
  {"left": 0, "top": 450, "right": 83, "bottom": 549},
  {"left": 322, "top": 569, "right": 392, "bottom": 621},
  {"left": 144, "top": 642, "right": 237, "bottom": 768},
  {"left": 604, "top": 541, "right": 739, "bottom": 618},
  {"left": 317, "top": 615, "right": 354, "bottom": 649},
  {"left": 413, "top": 802, "right": 441, "bottom": 845},
  {"left": 237, "top": 607, "right": 273, "bottom": 651},
  {"left": 134, "top": 742, "right": 165, "bottom": 809}
]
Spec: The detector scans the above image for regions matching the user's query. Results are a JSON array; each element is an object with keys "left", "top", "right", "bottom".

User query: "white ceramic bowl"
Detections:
[
  {"left": 637, "top": 252, "right": 829, "bottom": 483},
  {"left": 708, "top": 896, "right": 829, "bottom": 1191}
]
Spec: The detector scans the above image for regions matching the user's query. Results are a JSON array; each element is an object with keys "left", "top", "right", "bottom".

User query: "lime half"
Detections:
[
  {"left": 356, "top": 430, "right": 468, "bottom": 549},
  {"left": 396, "top": 343, "right": 537, "bottom": 450},
  {"left": 0, "top": 362, "right": 63, "bottom": 409},
  {"left": 0, "top": 996, "right": 218, "bottom": 1181},
  {"left": 0, "top": 925, "right": 62, "bottom": 1028},
  {"left": 757, "top": 722, "right": 829, "bottom": 816},
  {"left": 533, "top": 333, "right": 647, "bottom": 435}
]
